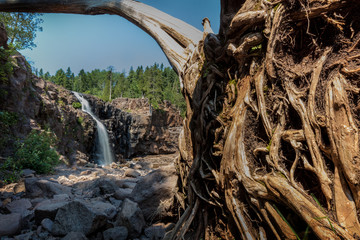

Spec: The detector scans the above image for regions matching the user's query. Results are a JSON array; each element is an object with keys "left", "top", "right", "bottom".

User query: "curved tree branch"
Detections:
[{"left": 0, "top": 0, "right": 203, "bottom": 74}]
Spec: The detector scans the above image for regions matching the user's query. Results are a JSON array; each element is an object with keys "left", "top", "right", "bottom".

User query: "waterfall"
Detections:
[{"left": 73, "top": 92, "right": 114, "bottom": 166}]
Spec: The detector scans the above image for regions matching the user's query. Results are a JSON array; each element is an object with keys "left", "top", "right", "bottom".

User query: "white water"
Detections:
[{"left": 73, "top": 92, "right": 114, "bottom": 166}]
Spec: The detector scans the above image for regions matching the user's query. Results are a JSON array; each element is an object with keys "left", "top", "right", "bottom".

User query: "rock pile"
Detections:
[{"left": 0, "top": 154, "right": 178, "bottom": 240}]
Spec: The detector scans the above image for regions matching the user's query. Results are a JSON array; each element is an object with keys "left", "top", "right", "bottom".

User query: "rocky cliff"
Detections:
[
  {"left": 85, "top": 96, "right": 182, "bottom": 159},
  {"left": 0, "top": 26, "right": 182, "bottom": 166},
  {"left": 0, "top": 51, "right": 96, "bottom": 165}
]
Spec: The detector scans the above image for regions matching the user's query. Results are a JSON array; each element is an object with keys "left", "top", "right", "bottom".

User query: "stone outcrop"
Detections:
[
  {"left": 0, "top": 49, "right": 96, "bottom": 165},
  {"left": 86, "top": 95, "right": 182, "bottom": 159},
  {"left": 0, "top": 25, "right": 182, "bottom": 166}
]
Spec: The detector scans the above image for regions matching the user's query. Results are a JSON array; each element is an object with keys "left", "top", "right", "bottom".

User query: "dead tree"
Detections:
[{"left": 1, "top": 0, "right": 360, "bottom": 239}]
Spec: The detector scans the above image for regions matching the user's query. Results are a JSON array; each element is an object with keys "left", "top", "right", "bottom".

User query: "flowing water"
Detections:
[{"left": 73, "top": 92, "right": 114, "bottom": 166}]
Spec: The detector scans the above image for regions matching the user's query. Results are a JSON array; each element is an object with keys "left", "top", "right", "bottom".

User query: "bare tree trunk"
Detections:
[{"left": 1, "top": 0, "right": 360, "bottom": 239}]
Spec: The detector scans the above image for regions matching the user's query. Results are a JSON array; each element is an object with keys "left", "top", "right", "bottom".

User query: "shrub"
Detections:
[
  {"left": 77, "top": 116, "right": 84, "bottom": 124},
  {"left": 0, "top": 110, "right": 18, "bottom": 127},
  {"left": 3, "top": 130, "right": 59, "bottom": 177},
  {"left": 72, "top": 101, "right": 82, "bottom": 109},
  {"left": 0, "top": 45, "right": 14, "bottom": 84}
]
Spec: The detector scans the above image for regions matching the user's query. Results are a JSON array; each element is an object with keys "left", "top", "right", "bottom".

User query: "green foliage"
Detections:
[
  {"left": 0, "top": 45, "right": 14, "bottom": 83},
  {"left": 48, "top": 63, "right": 186, "bottom": 116},
  {"left": 77, "top": 116, "right": 84, "bottom": 125},
  {"left": 273, "top": 204, "right": 301, "bottom": 240},
  {"left": 72, "top": 102, "right": 82, "bottom": 109},
  {"left": 0, "top": 12, "right": 43, "bottom": 50},
  {"left": 3, "top": 130, "right": 59, "bottom": 176},
  {"left": 0, "top": 110, "right": 18, "bottom": 150},
  {"left": 0, "top": 110, "right": 18, "bottom": 127}
]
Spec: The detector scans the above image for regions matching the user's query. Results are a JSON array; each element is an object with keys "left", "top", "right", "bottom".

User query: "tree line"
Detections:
[{"left": 36, "top": 63, "right": 186, "bottom": 115}]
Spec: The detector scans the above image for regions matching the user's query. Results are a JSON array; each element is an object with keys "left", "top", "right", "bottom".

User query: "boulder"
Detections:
[
  {"left": 89, "top": 201, "right": 117, "bottom": 219},
  {"left": 109, "top": 197, "right": 122, "bottom": 209},
  {"left": 114, "top": 188, "right": 132, "bottom": 200},
  {"left": 115, "top": 178, "right": 138, "bottom": 188},
  {"left": 103, "top": 226, "right": 128, "bottom": 240},
  {"left": 124, "top": 169, "right": 141, "bottom": 178},
  {"left": 0, "top": 213, "right": 22, "bottom": 236},
  {"left": 34, "top": 200, "right": 68, "bottom": 224},
  {"left": 53, "top": 194, "right": 70, "bottom": 201},
  {"left": 52, "top": 201, "right": 107, "bottom": 236},
  {"left": 115, "top": 199, "right": 145, "bottom": 238},
  {"left": 144, "top": 223, "right": 166, "bottom": 240},
  {"left": 20, "top": 169, "right": 35, "bottom": 178},
  {"left": 61, "top": 232, "right": 88, "bottom": 240},
  {"left": 130, "top": 168, "right": 178, "bottom": 220},
  {"left": 5, "top": 199, "right": 32, "bottom": 215},
  {"left": 41, "top": 218, "right": 54, "bottom": 232},
  {"left": 14, "top": 231, "right": 33, "bottom": 240},
  {"left": 25, "top": 178, "right": 72, "bottom": 198}
]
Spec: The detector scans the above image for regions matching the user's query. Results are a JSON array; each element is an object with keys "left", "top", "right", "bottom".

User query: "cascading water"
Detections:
[{"left": 73, "top": 92, "right": 114, "bottom": 166}]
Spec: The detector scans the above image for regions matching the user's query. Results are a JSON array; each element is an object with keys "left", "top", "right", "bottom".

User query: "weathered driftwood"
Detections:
[{"left": 1, "top": 0, "right": 360, "bottom": 239}]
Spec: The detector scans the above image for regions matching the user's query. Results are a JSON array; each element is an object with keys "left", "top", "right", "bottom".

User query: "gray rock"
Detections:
[
  {"left": 114, "top": 188, "right": 132, "bottom": 200},
  {"left": 130, "top": 168, "right": 178, "bottom": 220},
  {"left": 14, "top": 231, "right": 33, "bottom": 240},
  {"left": 116, "top": 199, "right": 145, "bottom": 238},
  {"left": 144, "top": 224, "right": 166, "bottom": 240},
  {"left": 122, "top": 181, "right": 137, "bottom": 189},
  {"left": 115, "top": 178, "right": 138, "bottom": 188},
  {"left": 25, "top": 178, "right": 72, "bottom": 198},
  {"left": 34, "top": 200, "right": 68, "bottom": 224},
  {"left": 61, "top": 232, "right": 88, "bottom": 240},
  {"left": 5, "top": 199, "right": 32, "bottom": 215},
  {"left": 103, "top": 226, "right": 128, "bottom": 240},
  {"left": 41, "top": 218, "right": 53, "bottom": 232},
  {"left": 53, "top": 194, "right": 70, "bottom": 201},
  {"left": 109, "top": 197, "right": 122, "bottom": 209},
  {"left": 0, "top": 213, "right": 22, "bottom": 237},
  {"left": 124, "top": 169, "right": 141, "bottom": 178},
  {"left": 89, "top": 201, "right": 117, "bottom": 219},
  {"left": 20, "top": 169, "right": 35, "bottom": 178},
  {"left": 52, "top": 201, "right": 107, "bottom": 236}
]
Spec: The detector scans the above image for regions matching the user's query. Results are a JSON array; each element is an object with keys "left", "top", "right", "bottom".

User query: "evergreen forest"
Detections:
[{"left": 36, "top": 63, "right": 186, "bottom": 115}]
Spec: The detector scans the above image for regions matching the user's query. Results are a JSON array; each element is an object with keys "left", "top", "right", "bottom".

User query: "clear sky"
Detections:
[{"left": 20, "top": 0, "right": 220, "bottom": 75}]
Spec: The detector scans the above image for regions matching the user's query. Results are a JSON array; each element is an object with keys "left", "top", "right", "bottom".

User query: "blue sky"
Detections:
[{"left": 20, "top": 0, "right": 220, "bottom": 75}]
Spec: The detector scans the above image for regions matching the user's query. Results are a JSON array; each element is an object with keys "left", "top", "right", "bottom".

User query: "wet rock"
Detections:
[
  {"left": 41, "top": 218, "right": 53, "bottom": 232},
  {"left": 25, "top": 178, "right": 72, "bottom": 198},
  {"left": 103, "top": 226, "right": 128, "bottom": 240},
  {"left": 34, "top": 200, "right": 68, "bottom": 224},
  {"left": 115, "top": 199, "right": 145, "bottom": 238},
  {"left": 5, "top": 199, "right": 32, "bottom": 215},
  {"left": 144, "top": 223, "right": 166, "bottom": 240},
  {"left": 52, "top": 201, "right": 107, "bottom": 236},
  {"left": 61, "top": 232, "right": 88, "bottom": 240},
  {"left": 0, "top": 213, "right": 22, "bottom": 236},
  {"left": 124, "top": 169, "right": 141, "bottom": 178},
  {"left": 114, "top": 188, "right": 132, "bottom": 200},
  {"left": 130, "top": 167, "right": 178, "bottom": 220}
]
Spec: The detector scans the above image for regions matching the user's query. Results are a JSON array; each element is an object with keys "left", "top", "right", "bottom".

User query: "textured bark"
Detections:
[{"left": 2, "top": 0, "right": 360, "bottom": 239}]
